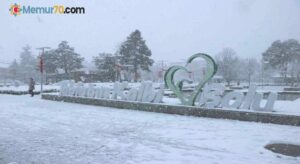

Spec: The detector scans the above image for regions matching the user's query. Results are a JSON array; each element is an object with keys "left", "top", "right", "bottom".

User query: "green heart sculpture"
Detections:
[{"left": 164, "top": 53, "right": 218, "bottom": 106}]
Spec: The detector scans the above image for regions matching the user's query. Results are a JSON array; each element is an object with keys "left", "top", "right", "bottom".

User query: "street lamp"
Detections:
[{"left": 36, "top": 47, "right": 51, "bottom": 95}]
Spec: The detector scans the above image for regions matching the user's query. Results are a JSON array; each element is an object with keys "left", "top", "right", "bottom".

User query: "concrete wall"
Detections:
[{"left": 42, "top": 94, "right": 300, "bottom": 127}]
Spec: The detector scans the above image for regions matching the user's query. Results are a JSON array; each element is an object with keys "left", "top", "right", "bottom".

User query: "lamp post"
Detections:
[{"left": 36, "top": 47, "right": 50, "bottom": 95}]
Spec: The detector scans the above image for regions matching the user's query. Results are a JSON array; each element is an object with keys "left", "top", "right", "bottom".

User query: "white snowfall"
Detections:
[{"left": 0, "top": 94, "right": 299, "bottom": 164}]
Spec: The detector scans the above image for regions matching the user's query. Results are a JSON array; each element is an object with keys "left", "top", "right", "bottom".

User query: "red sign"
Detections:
[{"left": 39, "top": 55, "right": 43, "bottom": 73}]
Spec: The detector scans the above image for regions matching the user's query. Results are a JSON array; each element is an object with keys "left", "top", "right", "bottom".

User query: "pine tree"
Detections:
[
  {"left": 8, "top": 59, "right": 19, "bottom": 80},
  {"left": 20, "top": 45, "right": 36, "bottom": 71},
  {"left": 93, "top": 53, "right": 117, "bottom": 81},
  {"left": 19, "top": 45, "right": 38, "bottom": 81},
  {"left": 119, "top": 30, "right": 154, "bottom": 82},
  {"left": 55, "top": 41, "right": 84, "bottom": 75},
  {"left": 43, "top": 50, "right": 60, "bottom": 74}
]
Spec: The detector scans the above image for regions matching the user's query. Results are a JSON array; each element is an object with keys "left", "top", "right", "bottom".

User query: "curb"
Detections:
[{"left": 42, "top": 94, "right": 300, "bottom": 127}]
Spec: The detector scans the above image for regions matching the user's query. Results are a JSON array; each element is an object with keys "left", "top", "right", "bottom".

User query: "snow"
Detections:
[
  {"left": 0, "top": 85, "right": 59, "bottom": 92},
  {"left": 275, "top": 99, "right": 300, "bottom": 116},
  {"left": 0, "top": 94, "right": 300, "bottom": 163}
]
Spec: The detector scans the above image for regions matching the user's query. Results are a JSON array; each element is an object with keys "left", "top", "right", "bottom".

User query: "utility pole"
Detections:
[{"left": 36, "top": 47, "right": 50, "bottom": 95}]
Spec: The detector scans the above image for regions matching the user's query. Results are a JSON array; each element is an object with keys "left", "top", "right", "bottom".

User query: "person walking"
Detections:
[{"left": 28, "top": 78, "right": 35, "bottom": 97}]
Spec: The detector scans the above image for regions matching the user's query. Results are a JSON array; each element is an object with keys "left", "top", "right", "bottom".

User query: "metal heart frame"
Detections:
[{"left": 164, "top": 53, "right": 218, "bottom": 106}]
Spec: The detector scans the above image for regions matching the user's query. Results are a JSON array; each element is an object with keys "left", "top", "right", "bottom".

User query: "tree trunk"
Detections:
[
  {"left": 134, "top": 69, "right": 138, "bottom": 82},
  {"left": 283, "top": 64, "right": 288, "bottom": 86},
  {"left": 248, "top": 74, "right": 251, "bottom": 87}
]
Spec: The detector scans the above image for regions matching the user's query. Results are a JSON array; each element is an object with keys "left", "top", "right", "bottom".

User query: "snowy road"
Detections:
[{"left": 0, "top": 95, "right": 299, "bottom": 164}]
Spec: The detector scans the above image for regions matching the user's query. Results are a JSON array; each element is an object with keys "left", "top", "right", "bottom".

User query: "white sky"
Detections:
[{"left": 0, "top": 0, "right": 300, "bottom": 65}]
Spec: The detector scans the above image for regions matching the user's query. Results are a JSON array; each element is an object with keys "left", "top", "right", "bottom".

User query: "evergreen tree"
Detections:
[
  {"left": 119, "top": 30, "right": 154, "bottom": 82},
  {"left": 19, "top": 45, "right": 38, "bottom": 81},
  {"left": 55, "top": 41, "right": 84, "bottom": 75},
  {"left": 43, "top": 50, "right": 60, "bottom": 74},
  {"left": 8, "top": 59, "right": 19, "bottom": 80},
  {"left": 20, "top": 45, "right": 36, "bottom": 72},
  {"left": 93, "top": 53, "right": 117, "bottom": 81}
]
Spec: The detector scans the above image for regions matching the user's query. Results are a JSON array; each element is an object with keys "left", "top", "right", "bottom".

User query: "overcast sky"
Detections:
[{"left": 1, "top": 0, "right": 300, "bottom": 65}]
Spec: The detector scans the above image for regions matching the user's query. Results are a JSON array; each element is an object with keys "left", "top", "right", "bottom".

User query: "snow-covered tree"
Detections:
[
  {"left": 20, "top": 46, "right": 36, "bottom": 71},
  {"left": 118, "top": 30, "right": 154, "bottom": 82},
  {"left": 93, "top": 53, "right": 117, "bottom": 81},
  {"left": 289, "top": 59, "right": 300, "bottom": 85},
  {"left": 244, "top": 58, "right": 260, "bottom": 85},
  {"left": 8, "top": 59, "right": 19, "bottom": 80},
  {"left": 55, "top": 41, "right": 84, "bottom": 75},
  {"left": 19, "top": 45, "right": 38, "bottom": 81},
  {"left": 262, "top": 39, "right": 300, "bottom": 84},
  {"left": 43, "top": 50, "right": 60, "bottom": 74},
  {"left": 215, "top": 48, "right": 239, "bottom": 85}
]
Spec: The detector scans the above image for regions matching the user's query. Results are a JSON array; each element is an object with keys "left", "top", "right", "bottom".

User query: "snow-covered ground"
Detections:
[
  {"left": 273, "top": 99, "right": 300, "bottom": 116},
  {"left": 0, "top": 85, "right": 59, "bottom": 92},
  {"left": 0, "top": 94, "right": 299, "bottom": 164}
]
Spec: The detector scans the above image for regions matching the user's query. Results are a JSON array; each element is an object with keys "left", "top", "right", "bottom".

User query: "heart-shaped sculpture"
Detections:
[{"left": 164, "top": 53, "right": 218, "bottom": 106}]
